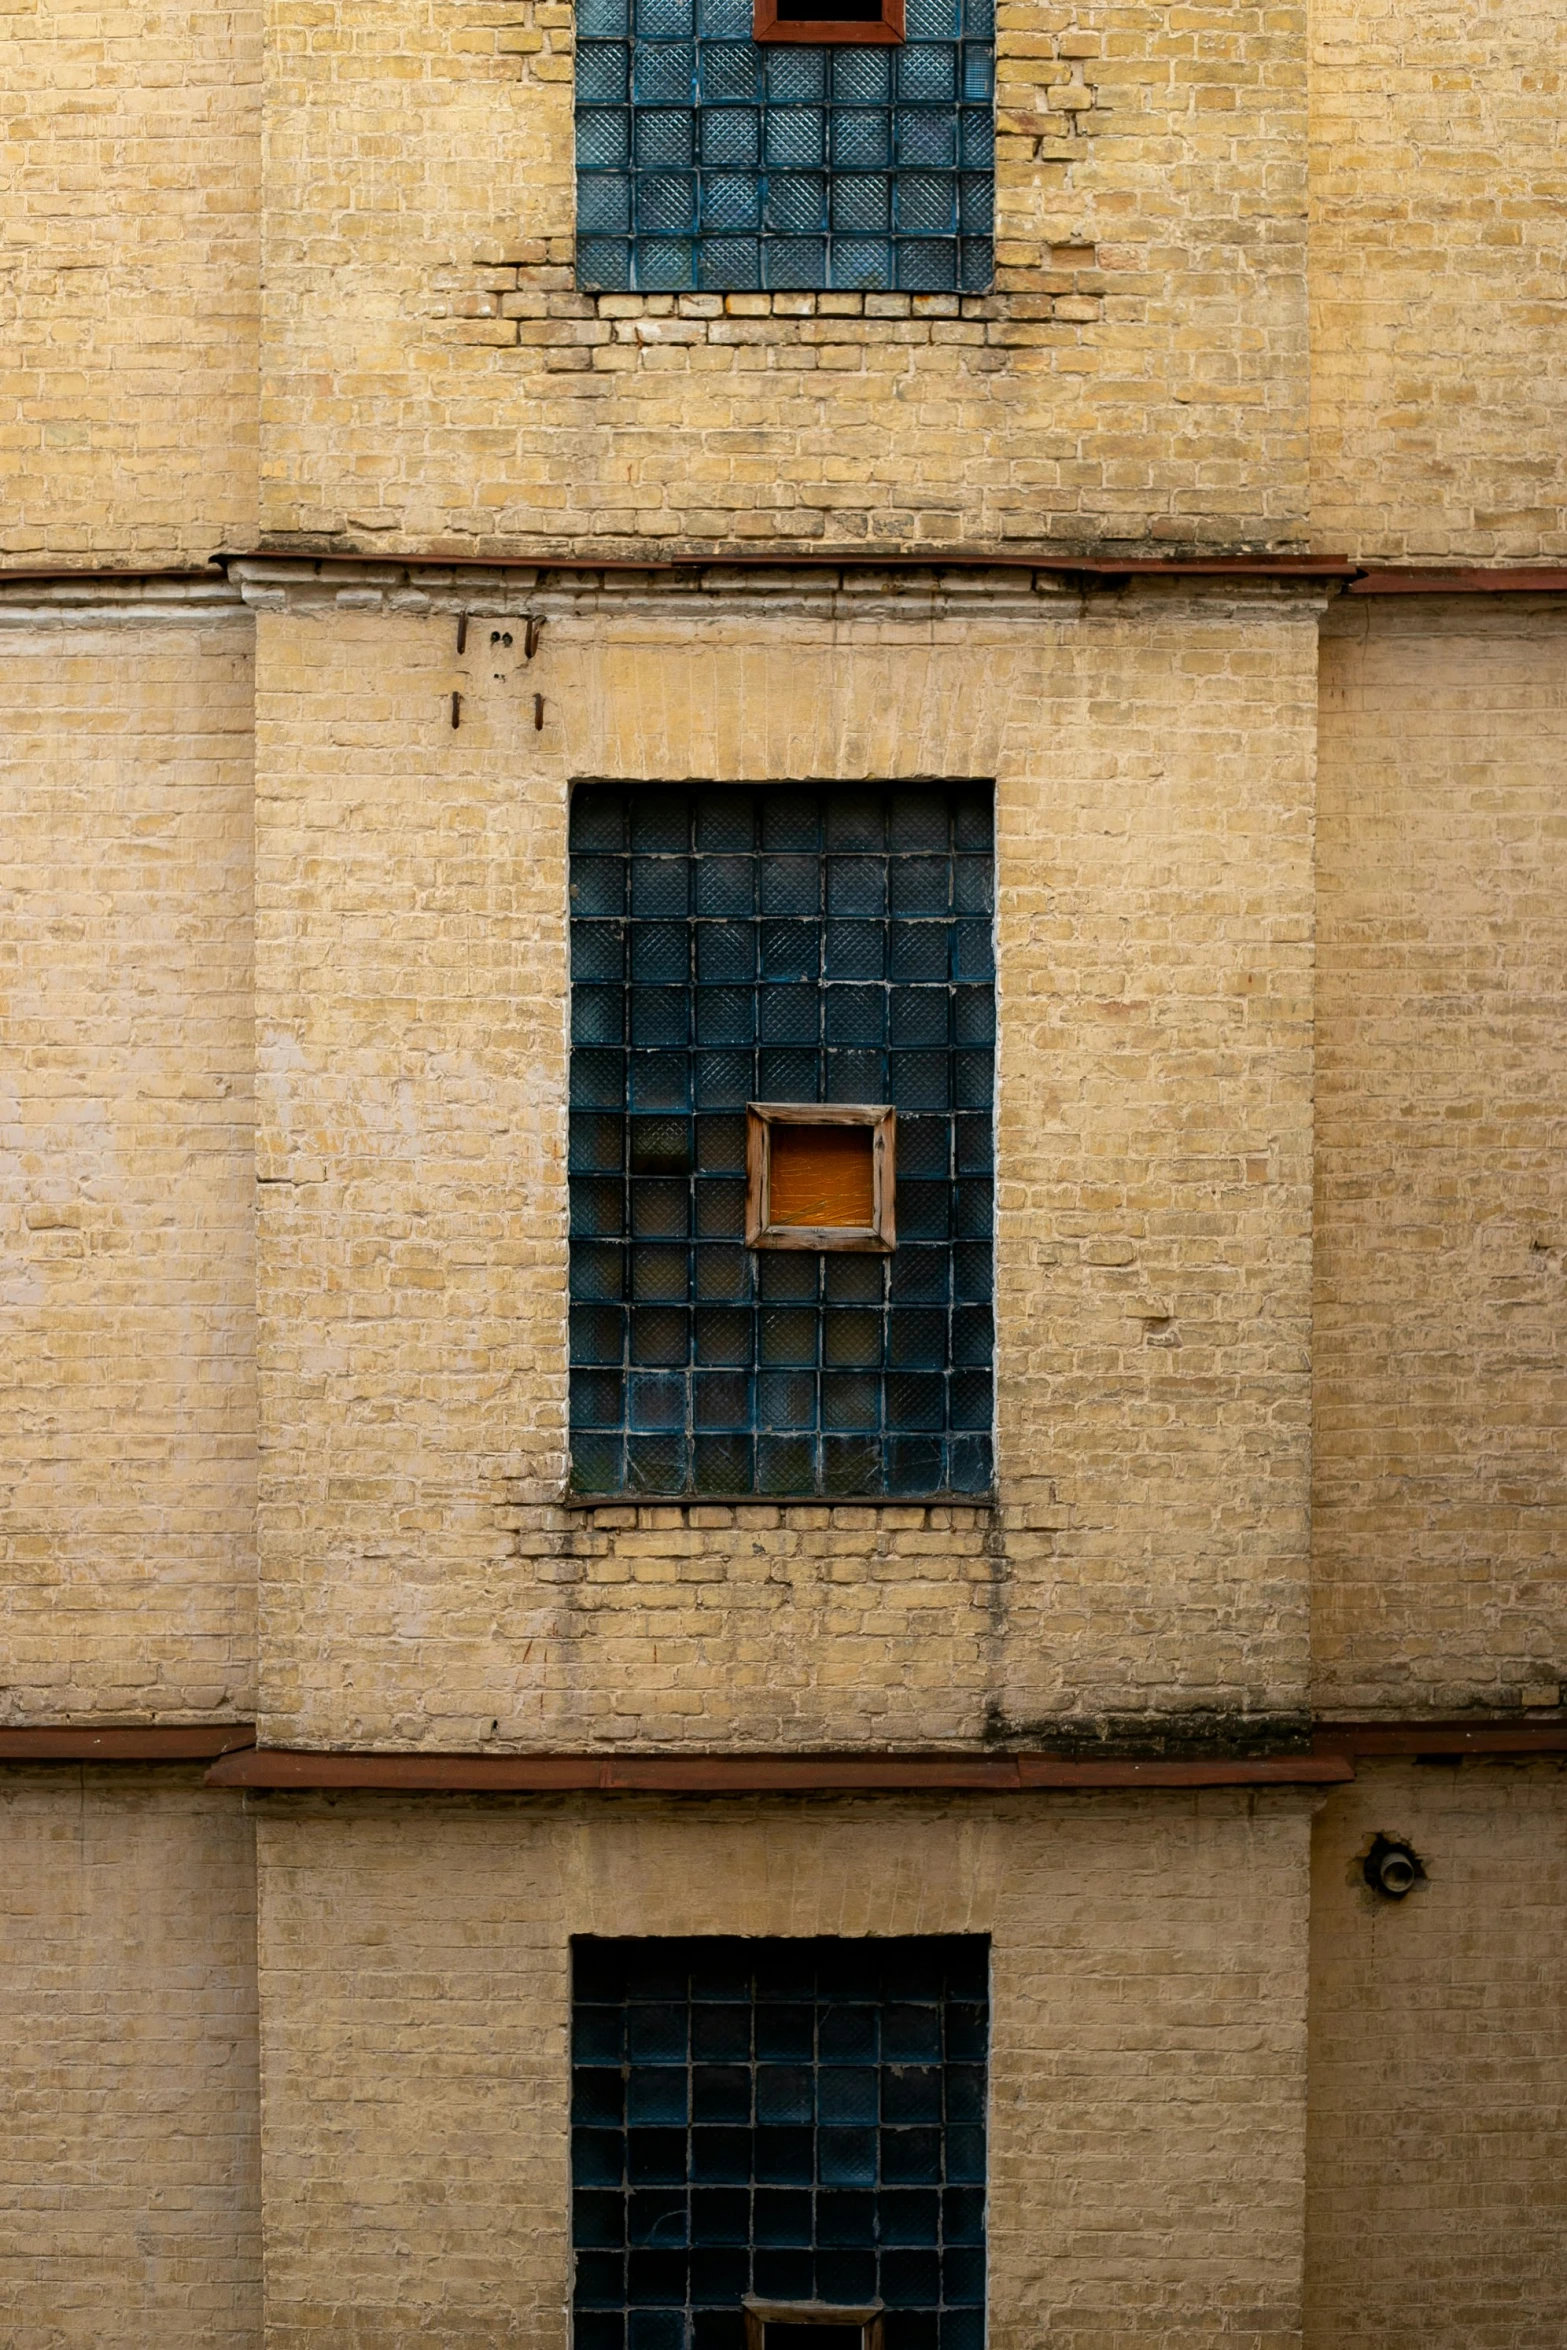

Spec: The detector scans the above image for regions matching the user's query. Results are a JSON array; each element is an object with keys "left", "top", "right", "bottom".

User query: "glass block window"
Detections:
[
  {"left": 574, "top": 0, "right": 994, "bottom": 295},
  {"left": 568, "top": 780, "right": 995, "bottom": 1501},
  {"left": 571, "top": 1935, "right": 989, "bottom": 2350}
]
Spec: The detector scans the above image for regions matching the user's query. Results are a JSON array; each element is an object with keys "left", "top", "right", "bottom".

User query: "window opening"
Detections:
[
  {"left": 567, "top": 781, "right": 995, "bottom": 1500},
  {"left": 570, "top": 1934, "right": 989, "bottom": 2350},
  {"left": 746, "top": 1103, "right": 895, "bottom": 1251},
  {"left": 755, "top": 0, "right": 903, "bottom": 47}
]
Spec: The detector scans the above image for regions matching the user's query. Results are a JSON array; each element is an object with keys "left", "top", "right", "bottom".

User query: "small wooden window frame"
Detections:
[
  {"left": 753, "top": 0, "right": 904, "bottom": 42},
  {"left": 743, "top": 2299, "right": 886, "bottom": 2350},
  {"left": 745, "top": 1102, "right": 896, "bottom": 1253}
]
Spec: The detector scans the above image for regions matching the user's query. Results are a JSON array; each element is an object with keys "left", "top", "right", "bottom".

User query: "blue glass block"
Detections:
[
  {"left": 817, "top": 2250, "right": 879, "bottom": 2305},
  {"left": 757, "top": 1434, "right": 815, "bottom": 1492},
  {"left": 819, "top": 793, "right": 878, "bottom": 850},
  {"left": 694, "top": 1308, "right": 752, "bottom": 1365},
  {"left": 695, "top": 927, "right": 752, "bottom": 988},
  {"left": 572, "top": 1176, "right": 625, "bottom": 1236},
  {"left": 629, "top": 1115, "right": 689, "bottom": 1174},
  {"left": 895, "top": 108, "right": 955, "bottom": 166},
  {"left": 958, "top": 106, "right": 993, "bottom": 167},
  {"left": 571, "top": 1431, "right": 624, "bottom": 1491},
  {"left": 947, "top": 1432, "right": 991, "bottom": 1491},
  {"left": 762, "top": 793, "right": 820, "bottom": 851},
  {"left": 639, "top": 169, "right": 699, "bottom": 230},
  {"left": 945, "top": 2005, "right": 987, "bottom": 2061},
  {"left": 691, "top": 2127, "right": 752, "bottom": 2184},
  {"left": 824, "top": 984, "right": 884, "bottom": 1044},
  {"left": 699, "top": 41, "right": 758, "bottom": 101},
  {"left": 831, "top": 176, "right": 891, "bottom": 236},
  {"left": 954, "top": 1049, "right": 992, "bottom": 1109},
  {"left": 952, "top": 917, "right": 994, "bottom": 978},
  {"left": 689, "top": 855, "right": 750, "bottom": 917},
  {"left": 824, "top": 920, "right": 885, "bottom": 979},
  {"left": 818, "top": 2192, "right": 878, "bottom": 2246},
  {"left": 692, "top": 1432, "right": 751, "bottom": 1491},
  {"left": 629, "top": 1240, "right": 688, "bottom": 1296},
  {"left": 577, "top": 2251, "right": 629, "bottom": 2305},
  {"left": 627, "top": 1435, "right": 687, "bottom": 1492},
  {"left": 883, "top": 2245, "right": 942, "bottom": 2300},
  {"left": 574, "top": 226, "right": 626, "bottom": 289},
  {"left": 691, "top": 793, "right": 750, "bottom": 852},
  {"left": 818, "top": 2066, "right": 879, "bottom": 2122},
  {"left": 757, "top": 2066, "right": 814, "bottom": 2123},
  {"left": 572, "top": 1368, "right": 625, "bottom": 1429},
  {"left": 693, "top": 2063, "right": 751, "bottom": 2122},
  {"left": 951, "top": 853, "right": 991, "bottom": 913},
  {"left": 818, "top": 2129, "right": 878, "bottom": 2186},
  {"left": 701, "top": 105, "right": 760, "bottom": 166},
  {"left": 895, "top": 170, "right": 955, "bottom": 235},
  {"left": 897, "top": 42, "right": 957, "bottom": 100},
  {"left": 825, "top": 1048, "right": 884, "bottom": 1099},
  {"left": 572, "top": 788, "right": 626, "bottom": 850},
  {"left": 960, "top": 0, "right": 992, "bottom": 30},
  {"left": 636, "top": 0, "right": 694, "bottom": 30},
  {"left": 939, "top": 2310, "right": 985, "bottom": 2349},
  {"left": 758, "top": 985, "right": 818, "bottom": 1044},
  {"left": 692, "top": 2001, "right": 752, "bottom": 2050},
  {"left": 693, "top": 1364, "right": 749, "bottom": 1420},
  {"left": 631, "top": 794, "right": 688, "bottom": 851},
  {"left": 694, "top": 986, "right": 752, "bottom": 1045},
  {"left": 824, "top": 1253, "right": 882, "bottom": 1302},
  {"left": 694, "top": 1050, "right": 752, "bottom": 1107},
  {"left": 764, "top": 172, "right": 826, "bottom": 232},
  {"left": 891, "top": 855, "right": 949, "bottom": 914},
  {"left": 890, "top": 1051, "right": 949, "bottom": 1110},
  {"left": 886, "top": 1433, "right": 943, "bottom": 1493},
  {"left": 820, "top": 2003, "right": 879, "bottom": 2061},
  {"left": 572, "top": 1303, "right": 626, "bottom": 1364},
  {"left": 635, "top": 108, "right": 697, "bottom": 166},
  {"left": 764, "top": 108, "right": 826, "bottom": 167},
  {"left": 575, "top": 1104, "right": 624, "bottom": 1170},
  {"left": 832, "top": 47, "right": 892, "bottom": 101},
  {"left": 634, "top": 233, "right": 695, "bottom": 289},
  {"left": 905, "top": 0, "right": 960, "bottom": 30},
  {"left": 580, "top": 0, "right": 631, "bottom": 30},
  {"left": 960, "top": 234, "right": 992, "bottom": 291},
  {"left": 759, "top": 856, "right": 819, "bottom": 915},
  {"left": 765, "top": 232, "right": 827, "bottom": 286},
  {"left": 572, "top": 1241, "right": 625, "bottom": 1302},
  {"left": 753, "top": 2243, "right": 814, "bottom": 2295},
  {"left": 952, "top": 1240, "right": 990, "bottom": 1303},
  {"left": 580, "top": 165, "right": 634, "bottom": 233},
  {"left": 830, "top": 222, "right": 893, "bottom": 291},
  {"left": 944, "top": 2062, "right": 986, "bottom": 2122},
  {"left": 821, "top": 1373, "right": 880, "bottom": 1430},
  {"left": 832, "top": 109, "right": 891, "bottom": 169},
  {"left": 630, "top": 988, "right": 688, "bottom": 1048},
  {"left": 953, "top": 1179, "right": 991, "bottom": 1239},
  {"left": 960, "top": 42, "right": 993, "bottom": 99},
  {"left": 699, "top": 0, "right": 752, "bottom": 30},
  {"left": 888, "top": 1310, "right": 946, "bottom": 1370},
  {"left": 575, "top": 2184, "right": 627, "bottom": 2243},
  {"left": 952, "top": 789, "right": 991, "bottom": 849},
  {"left": 889, "top": 789, "right": 947, "bottom": 850},
  {"left": 883, "top": 2065, "right": 942, "bottom": 2123},
  {"left": 889, "top": 988, "right": 947, "bottom": 1047},
  {"left": 882, "top": 2129, "right": 942, "bottom": 2187},
  {"left": 757, "top": 1369, "right": 816, "bottom": 1425},
  {"left": 886, "top": 1370, "right": 944, "bottom": 1429},
  {"left": 878, "top": 2187, "right": 938, "bottom": 2246},
  {"left": 574, "top": 2125, "right": 628, "bottom": 2195},
  {"left": 890, "top": 1248, "right": 948, "bottom": 1304},
  {"left": 694, "top": 1182, "right": 745, "bottom": 1240},
  {"left": 896, "top": 1118, "right": 947, "bottom": 1177},
  {"left": 896, "top": 236, "right": 958, "bottom": 291},
  {"left": 951, "top": 1303, "right": 992, "bottom": 1365},
  {"left": 629, "top": 922, "right": 688, "bottom": 983},
  {"left": 579, "top": 107, "right": 632, "bottom": 168},
  {"left": 633, "top": 39, "right": 695, "bottom": 101},
  {"left": 945, "top": 2125, "right": 986, "bottom": 2183},
  {"left": 756, "top": 920, "right": 814, "bottom": 978},
  {"left": 690, "top": 2253, "right": 751, "bottom": 2315},
  {"left": 701, "top": 231, "right": 763, "bottom": 293},
  {"left": 575, "top": 856, "right": 627, "bottom": 917},
  {"left": 630, "top": 855, "right": 688, "bottom": 914},
  {"left": 757, "top": 1046, "right": 819, "bottom": 1099},
  {"left": 822, "top": 1435, "right": 880, "bottom": 1493},
  {"left": 627, "top": 2311, "right": 685, "bottom": 2350},
  {"left": 696, "top": 1114, "right": 748, "bottom": 1171},
  {"left": 628, "top": 1371, "right": 686, "bottom": 1431},
  {"left": 573, "top": 986, "right": 625, "bottom": 1047},
  {"left": 826, "top": 855, "right": 886, "bottom": 915},
  {"left": 630, "top": 1306, "right": 689, "bottom": 1365},
  {"left": 889, "top": 926, "right": 945, "bottom": 986},
  {"left": 764, "top": 47, "right": 826, "bottom": 100},
  {"left": 580, "top": 39, "right": 632, "bottom": 105}
]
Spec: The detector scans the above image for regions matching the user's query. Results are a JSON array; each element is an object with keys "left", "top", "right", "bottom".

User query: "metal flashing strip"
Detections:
[
  {"left": 1314, "top": 1721, "right": 1567, "bottom": 1758},
  {"left": 0, "top": 1725, "right": 257, "bottom": 1762},
  {"left": 205, "top": 1748, "right": 1354, "bottom": 1791}
]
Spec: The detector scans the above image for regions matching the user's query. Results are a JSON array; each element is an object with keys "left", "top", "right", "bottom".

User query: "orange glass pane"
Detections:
[{"left": 769, "top": 1124, "right": 875, "bottom": 1229}]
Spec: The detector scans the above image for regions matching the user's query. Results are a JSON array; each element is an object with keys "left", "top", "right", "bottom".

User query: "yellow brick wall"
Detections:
[
  {"left": 1308, "top": 0, "right": 1567, "bottom": 563},
  {"left": 0, "top": 604, "right": 258, "bottom": 1723},
  {"left": 251, "top": 575, "right": 1317, "bottom": 1749},
  {"left": 258, "top": 0, "right": 1310, "bottom": 554},
  {"left": 0, "top": 1766, "right": 260, "bottom": 2346},
  {"left": 1306, "top": 1760, "right": 1567, "bottom": 2350},
  {"left": 256, "top": 1789, "right": 1312, "bottom": 2350},
  {"left": 0, "top": 0, "right": 261, "bottom": 568},
  {"left": 1313, "top": 599, "right": 1567, "bottom": 1718}
]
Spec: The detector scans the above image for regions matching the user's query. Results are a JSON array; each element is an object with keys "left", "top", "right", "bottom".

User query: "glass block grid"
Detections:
[
  {"left": 568, "top": 780, "right": 995, "bottom": 1500},
  {"left": 574, "top": 0, "right": 993, "bottom": 293},
  {"left": 571, "top": 1935, "right": 988, "bottom": 2350}
]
